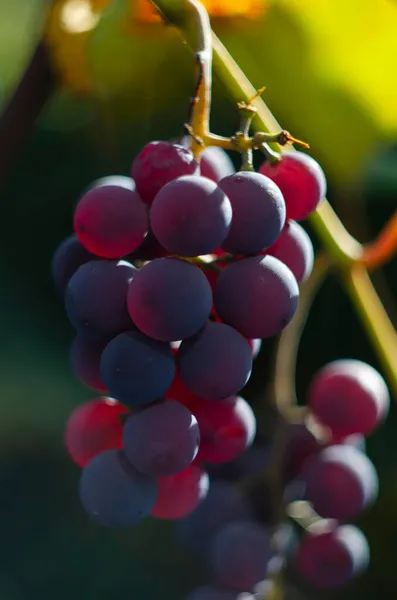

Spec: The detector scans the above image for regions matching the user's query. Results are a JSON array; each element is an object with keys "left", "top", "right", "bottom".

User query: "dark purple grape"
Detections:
[
  {"left": 79, "top": 449, "right": 157, "bottom": 527},
  {"left": 184, "top": 586, "right": 242, "bottom": 600},
  {"left": 214, "top": 256, "right": 299, "bottom": 339},
  {"left": 219, "top": 171, "right": 286, "bottom": 254},
  {"left": 127, "top": 258, "right": 212, "bottom": 342},
  {"left": 123, "top": 400, "right": 200, "bottom": 476},
  {"left": 303, "top": 444, "right": 378, "bottom": 521},
  {"left": 210, "top": 521, "right": 272, "bottom": 591},
  {"left": 150, "top": 175, "right": 232, "bottom": 257},
  {"left": 100, "top": 330, "right": 175, "bottom": 407},
  {"left": 65, "top": 260, "right": 135, "bottom": 338},
  {"left": 51, "top": 234, "right": 96, "bottom": 293},
  {"left": 175, "top": 481, "right": 252, "bottom": 556},
  {"left": 178, "top": 322, "right": 252, "bottom": 400},
  {"left": 70, "top": 335, "right": 108, "bottom": 393}
]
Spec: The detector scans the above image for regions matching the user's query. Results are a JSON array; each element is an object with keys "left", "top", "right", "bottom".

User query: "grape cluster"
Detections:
[{"left": 52, "top": 139, "right": 387, "bottom": 595}]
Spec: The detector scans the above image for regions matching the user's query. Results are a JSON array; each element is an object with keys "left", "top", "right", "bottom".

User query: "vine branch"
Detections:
[{"left": 0, "top": 41, "right": 56, "bottom": 185}]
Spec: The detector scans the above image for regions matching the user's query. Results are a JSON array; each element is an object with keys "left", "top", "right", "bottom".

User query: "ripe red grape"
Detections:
[
  {"left": 150, "top": 175, "right": 232, "bottom": 256},
  {"left": 65, "top": 397, "right": 128, "bottom": 467},
  {"left": 70, "top": 336, "right": 108, "bottom": 393},
  {"left": 214, "top": 256, "right": 299, "bottom": 339},
  {"left": 265, "top": 220, "right": 314, "bottom": 284},
  {"left": 85, "top": 175, "right": 136, "bottom": 192},
  {"left": 296, "top": 521, "right": 369, "bottom": 588},
  {"left": 219, "top": 171, "right": 286, "bottom": 254},
  {"left": 199, "top": 146, "right": 235, "bottom": 182},
  {"left": 152, "top": 464, "right": 209, "bottom": 519},
  {"left": 131, "top": 141, "right": 199, "bottom": 205},
  {"left": 308, "top": 359, "right": 390, "bottom": 438},
  {"left": 178, "top": 322, "right": 252, "bottom": 400},
  {"left": 51, "top": 234, "right": 96, "bottom": 293},
  {"left": 100, "top": 330, "right": 175, "bottom": 407},
  {"left": 122, "top": 400, "right": 200, "bottom": 476},
  {"left": 127, "top": 258, "right": 212, "bottom": 342},
  {"left": 65, "top": 260, "right": 135, "bottom": 338},
  {"left": 259, "top": 151, "right": 326, "bottom": 221},
  {"left": 181, "top": 395, "right": 256, "bottom": 463},
  {"left": 74, "top": 184, "right": 149, "bottom": 258},
  {"left": 303, "top": 444, "right": 378, "bottom": 521},
  {"left": 210, "top": 521, "right": 272, "bottom": 591},
  {"left": 79, "top": 449, "right": 157, "bottom": 527}
]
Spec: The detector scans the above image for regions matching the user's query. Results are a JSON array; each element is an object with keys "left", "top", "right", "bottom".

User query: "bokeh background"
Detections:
[{"left": 1, "top": 0, "right": 397, "bottom": 598}]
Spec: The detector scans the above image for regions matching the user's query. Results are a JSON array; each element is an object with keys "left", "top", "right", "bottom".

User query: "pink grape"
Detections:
[
  {"left": 265, "top": 220, "right": 314, "bottom": 283},
  {"left": 152, "top": 464, "right": 209, "bottom": 519},
  {"left": 200, "top": 146, "right": 235, "bottom": 182},
  {"left": 131, "top": 141, "right": 199, "bottom": 205},
  {"left": 259, "top": 152, "right": 326, "bottom": 221}
]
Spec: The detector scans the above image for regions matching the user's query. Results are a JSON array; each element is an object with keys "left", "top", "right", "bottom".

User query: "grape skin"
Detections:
[
  {"left": 65, "top": 260, "right": 135, "bottom": 339},
  {"left": 219, "top": 171, "right": 286, "bottom": 254},
  {"left": 175, "top": 481, "right": 252, "bottom": 556},
  {"left": 100, "top": 330, "right": 175, "bottom": 407},
  {"left": 127, "top": 258, "right": 213, "bottom": 342},
  {"left": 178, "top": 322, "right": 253, "bottom": 400},
  {"left": 259, "top": 151, "right": 326, "bottom": 221},
  {"left": 296, "top": 522, "right": 369, "bottom": 588},
  {"left": 79, "top": 449, "right": 158, "bottom": 527},
  {"left": 150, "top": 175, "right": 232, "bottom": 257},
  {"left": 51, "top": 234, "right": 96, "bottom": 293},
  {"left": 303, "top": 444, "right": 378, "bottom": 521},
  {"left": 265, "top": 220, "right": 314, "bottom": 284},
  {"left": 70, "top": 335, "right": 108, "bottom": 393},
  {"left": 131, "top": 141, "right": 199, "bottom": 205},
  {"left": 214, "top": 256, "right": 299, "bottom": 339},
  {"left": 152, "top": 464, "right": 209, "bottom": 520},
  {"left": 200, "top": 146, "right": 235, "bottom": 182},
  {"left": 122, "top": 400, "right": 200, "bottom": 476},
  {"left": 180, "top": 395, "right": 256, "bottom": 464},
  {"left": 210, "top": 521, "right": 272, "bottom": 591},
  {"left": 308, "top": 359, "right": 390, "bottom": 438},
  {"left": 65, "top": 398, "right": 128, "bottom": 467},
  {"left": 74, "top": 184, "right": 149, "bottom": 258}
]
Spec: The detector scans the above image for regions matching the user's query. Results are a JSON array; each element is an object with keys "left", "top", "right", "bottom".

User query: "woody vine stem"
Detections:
[{"left": 151, "top": 0, "right": 397, "bottom": 404}]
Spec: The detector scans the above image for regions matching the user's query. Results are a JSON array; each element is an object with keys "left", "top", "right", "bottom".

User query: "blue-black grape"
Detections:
[
  {"left": 65, "top": 260, "right": 135, "bottom": 338},
  {"left": 214, "top": 256, "right": 299, "bottom": 339},
  {"left": 296, "top": 521, "right": 369, "bottom": 588},
  {"left": 127, "top": 258, "right": 212, "bottom": 342},
  {"left": 100, "top": 330, "right": 175, "bottom": 407},
  {"left": 150, "top": 175, "right": 232, "bottom": 257},
  {"left": 51, "top": 234, "right": 96, "bottom": 293},
  {"left": 210, "top": 521, "right": 272, "bottom": 591},
  {"left": 303, "top": 444, "right": 378, "bottom": 521},
  {"left": 178, "top": 322, "right": 252, "bottom": 399},
  {"left": 219, "top": 171, "right": 286, "bottom": 254},
  {"left": 175, "top": 481, "right": 252, "bottom": 556},
  {"left": 70, "top": 335, "right": 108, "bottom": 393},
  {"left": 123, "top": 400, "right": 200, "bottom": 476},
  {"left": 79, "top": 449, "right": 157, "bottom": 527}
]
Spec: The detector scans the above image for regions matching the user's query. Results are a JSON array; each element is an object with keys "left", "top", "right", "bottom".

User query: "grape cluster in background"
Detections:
[{"left": 52, "top": 136, "right": 390, "bottom": 598}]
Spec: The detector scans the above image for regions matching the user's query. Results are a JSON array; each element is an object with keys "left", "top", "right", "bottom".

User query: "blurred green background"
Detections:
[{"left": 1, "top": 0, "right": 397, "bottom": 598}]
